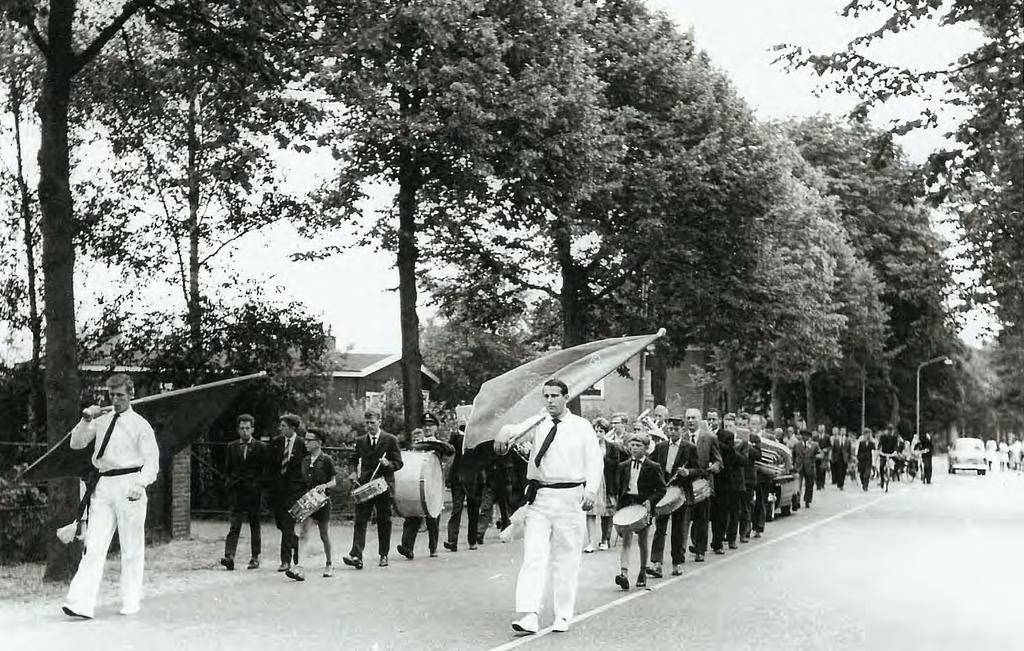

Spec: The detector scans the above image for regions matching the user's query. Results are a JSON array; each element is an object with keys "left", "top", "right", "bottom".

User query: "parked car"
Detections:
[
  {"left": 949, "top": 437, "right": 987, "bottom": 475},
  {"left": 735, "top": 429, "right": 800, "bottom": 518}
]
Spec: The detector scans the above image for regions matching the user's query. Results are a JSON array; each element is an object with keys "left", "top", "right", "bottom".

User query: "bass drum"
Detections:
[{"left": 393, "top": 450, "right": 445, "bottom": 518}]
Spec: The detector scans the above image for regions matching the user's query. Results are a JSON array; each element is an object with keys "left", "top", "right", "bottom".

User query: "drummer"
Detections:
[
  {"left": 614, "top": 432, "right": 666, "bottom": 591},
  {"left": 397, "top": 414, "right": 454, "bottom": 560},
  {"left": 287, "top": 428, "right": 337, "bottom": 581},
  {"left": 649, "top": 415, "right": 699, "bottom": 577}
]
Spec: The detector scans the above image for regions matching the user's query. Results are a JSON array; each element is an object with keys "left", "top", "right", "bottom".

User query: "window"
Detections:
[{"left": 581, "top": 378, "right": 605, "bottom": 398}]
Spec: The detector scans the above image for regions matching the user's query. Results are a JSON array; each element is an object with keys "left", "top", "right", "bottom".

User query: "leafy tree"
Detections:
[
  {"left": 313, "top": 0, "right": 539, "bottom": 434},
  {"left": 76, "top": 22, "right": 322, "bottom": 378},
  {"left": 420, "top": 313, "right": 541, "bottom": 407},
  {"left": 783, "top": 116, "right": 961, "bottom": 431},
  {"left": 1, "top": 0, "right": 318, "bottom": 581}
]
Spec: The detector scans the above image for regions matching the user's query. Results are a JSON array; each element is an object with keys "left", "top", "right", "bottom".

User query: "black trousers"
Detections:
[
  {"left": 401, "top": 516, "right": 440, "bottom": 554},
  {"left": 651, "top": 504, "right": 693, "bottom": 565},
  {"left": 350, "top": 492, "right": 392, "bottom": 559},
  {"left": 689, "top": 498, "right": 710, "bottom": 553},
  {"left": 922, "top": 455, "right": 933, "bottom": 484},
  {"left": 858, "top": 461, "right": 872, "bottom": 490},
  {"left": 751, "top": 484, "right": 769, "bottom": 532},
  {"left": 815, "top": 463, "right": 827, "bottom": 490},
  {"left": 273, "top": 489, "right": 301, "bottom": 565},
  {"left": 731, "top": 487, "right": 753, "bottom": 541},
  {"left": 224, "top": 487, "right": 261, "bottom": 559},
  {"left": 711, "top": 488, "right": 740, "bottom": 549},
  {"left": 831, "top": 462, "right": 848, "bottom": 489},
  {"left": 802, "top": 472, "right": 815, "bottom": 505},
  {"left": 477, "top": 482, "right": 511, "bottom": 539},
  {"left": 446, "top": 480, "right": 481, "bottom": 547}
]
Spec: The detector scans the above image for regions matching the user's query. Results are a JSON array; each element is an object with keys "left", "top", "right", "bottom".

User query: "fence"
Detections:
[{"left": 190, "top": 441, "right": 362, "bottom": 519}]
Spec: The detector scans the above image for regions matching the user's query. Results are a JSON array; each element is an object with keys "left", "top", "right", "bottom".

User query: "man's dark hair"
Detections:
[
  {"left": 280, "top": 413, "right": 302, "bottom": 431},
  {"left": 236, "top": 413, "right": 255, "bottom": 426},
  {"left": 543, "top": 379, "right": 569, "bottom": 396}
]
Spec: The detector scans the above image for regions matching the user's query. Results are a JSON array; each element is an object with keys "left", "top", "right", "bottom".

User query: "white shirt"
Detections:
[
  {"left": 628, "top": 458, "right": 643, "bottom": 494},
  {"left": 70, "top": 407, "right": 159, "bottom": 486},
  {"left": 525, "top": 411, "right": 603, "bottom": 494},
  {"left": 666, "top": 442, "right": 679, "bottom": 472}
]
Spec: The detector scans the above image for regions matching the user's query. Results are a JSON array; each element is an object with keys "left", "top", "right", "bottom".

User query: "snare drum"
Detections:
[
  {"left": 351, "top": 477, "right": 389, "bottom": 504},
  {"left": 289, "top": 488, "right": 328, "bottom": 522},
  {"left": 654, "top": 485, "right": 686, "bottom": 515},
  {"left": 612, "top": 504, "right": 650, "bottom": 534},
  {"left": 687, "top": 478, "right": 711, "bottom": 504}
]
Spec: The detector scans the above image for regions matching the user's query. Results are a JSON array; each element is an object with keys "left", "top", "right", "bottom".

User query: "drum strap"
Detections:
[{"left": 524, "top": 479, "right": 584, "bottom": 504}]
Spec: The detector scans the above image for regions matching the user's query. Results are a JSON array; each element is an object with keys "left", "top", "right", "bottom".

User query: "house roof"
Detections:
[{"left": 325, "top": 351, "right": 440, "bottom": 385}]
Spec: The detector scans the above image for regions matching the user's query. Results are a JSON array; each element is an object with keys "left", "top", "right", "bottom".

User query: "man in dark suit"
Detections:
[
  {"left": 220, "top": 413, "right": 268, "bottom": 571},
  {"left": 830, "top": 427, "right": 853, "bottom": 490},
  {"left": 649, "top": 415, "right": 700, "bottom": 577},
  {"left": 614, "top": 432, "right": 666, "bottom": 591},
  {"left": 815, "top": 425, "right": 830, "bottom": 490},
  {"left": 797, "top": 429, "right": 819, "bottom": 507},
  {"left": 445, "top": 424, "right": 483, "bottom": 552},
  {"left": 271, "top": 413, "right": 307, "bottom": 573},
  {"left": 725, "top": 413, "right": 758, "bottom": 545},
  {"left": 343, "top": 409, "right": 403, "bottom": 569},
  {"left": 710, "top": 411, "right": 743, "bottom": 554},
  {"left": 684, "top": 407, "right": 721, "bottom": 562}
]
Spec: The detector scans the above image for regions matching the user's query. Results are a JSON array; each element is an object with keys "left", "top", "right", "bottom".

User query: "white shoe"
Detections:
[
  {"left": 583, "top": 544, "right": 595, "bottom": 553},
  {"left": 598, "top": 541, "right": 609, "bottom": 551},
  {"left": 552, "top": 616, "right": 570, "bottom": 633},
  {"left": 511, "top": 612, "right": 538, "bottom": 635},
  {"left": 119, "top": 604, "right": 140, "bottom": 616}
]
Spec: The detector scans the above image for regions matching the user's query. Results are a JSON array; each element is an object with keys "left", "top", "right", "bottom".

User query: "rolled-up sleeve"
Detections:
[
  {"left": 137, "top": 420, "right": 160, "bottom": 487},
  {"left": 69, "top": 419, "right": 97, "bottom": 450}
]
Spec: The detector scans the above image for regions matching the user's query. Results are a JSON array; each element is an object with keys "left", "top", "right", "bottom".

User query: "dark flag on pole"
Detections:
[{"left": 20, "top": 372, "right": 268, "bottom": 482}]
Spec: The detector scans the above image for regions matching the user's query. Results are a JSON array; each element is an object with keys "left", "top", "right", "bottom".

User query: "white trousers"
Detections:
[
  {"left": 515, "top": 486, "right": 586, "bottom": 620},
  {"left": 65, "top": 474, "right": 148, "bottom": 617}
]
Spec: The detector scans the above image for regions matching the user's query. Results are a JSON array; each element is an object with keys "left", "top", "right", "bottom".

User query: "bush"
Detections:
[{"left": 0, "top": 465, "right": 49, "bottom": 565}]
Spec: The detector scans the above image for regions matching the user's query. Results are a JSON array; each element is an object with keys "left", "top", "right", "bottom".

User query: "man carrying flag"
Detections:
[{"left": 494, "top": 379, "right": 603, "bottom": 635}]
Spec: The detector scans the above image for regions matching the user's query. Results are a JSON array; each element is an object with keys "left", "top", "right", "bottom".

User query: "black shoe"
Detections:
[
  {"left": 379, "top": 556, "right": 389, "bottom": 567},
  {"left": 443, "top": 541, "right": 457, "bottom": 552},
  {"left": 688, "top": 545, "right": 697, "bottom": 553},
  {"left": 468, "top": 543, "right": 478, "bottom": 550},
  {"left": 740, "top": 537, "right": 749, "bottom": 544},
  {"left": 713, "top": 547, "right": 725, "bottom": 555},
  {"left": 397, "top": 544, "right": 414, "bottom": 560},
  {"left": 614, "top": 574, "right": 630, "bottom": 590},
  {"left": 636, "top": 571, "right": 647, "bottom": 588},
  {"left": 220, "top": 557, "right": 234, "bottom": 571},
  {"left": 342, "top": 555, "right": 363, "bottom": 570},
  {"left": 695, "top": 553, "right": 705, "bottom": 562},
  {"left": 62, "top": 606, "right": 91, "bottom": 620},
  {"left": 728, "top": 542, "right": 738, "bottom": 550},
  {"left": 247, "top": 558, "right": 260, "bottom": 570},
  {"left": 646, "top": 566, "right": 663, "bottom": 578}
]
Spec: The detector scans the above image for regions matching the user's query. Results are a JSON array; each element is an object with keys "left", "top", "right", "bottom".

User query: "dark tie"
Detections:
[
  {"left": 280, "top": 438, "right": 292, "bottom": 474},
  {"left": 370, "top": 436, "right": 378, "bottom": 449},
  {"left": 242, "top": 442, "right": 249, "bottom": 461},
  {"left": 534, "top": 418, "right": 560, "bottom": 467},
  {"left": 633, "top": 460, "right": 641, "bottom": 471},
  {"left": 95, "top": 412, "right": 121, "bottom": 459}
]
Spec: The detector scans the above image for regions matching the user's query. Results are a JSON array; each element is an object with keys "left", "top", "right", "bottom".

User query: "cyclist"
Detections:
[{"left": 877, "top": 426, "right": 900, "bottom": 491}]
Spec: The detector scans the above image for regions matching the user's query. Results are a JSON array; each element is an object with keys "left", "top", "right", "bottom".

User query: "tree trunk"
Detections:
[
  {"left": 38, "top": 0, "right": 84, "bottom": 582},
  {"left": 396, "top": 160, "right": 423, "bottom": 441},
  {"left": 553, "top": 215, "right": 585, "bottom": 413},
  {"left": 804, "top": 373, "right": 814, "bottom": 431},
  {"left": 12, "top": 81, "right": 43, "bottom": 440},
  {"left": 186, "top": 86, "right": 203, "bottom": 379},
  {"left": 650, "top": 353, "right": 667, "bottom": 407},
  {"left": 770, "top": 375, "right": 783, "bottom": 429}
]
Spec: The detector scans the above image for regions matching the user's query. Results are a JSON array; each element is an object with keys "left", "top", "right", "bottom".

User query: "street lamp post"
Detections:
[{"left": 916, "top": 355, "right": 953, "bottom": 439}]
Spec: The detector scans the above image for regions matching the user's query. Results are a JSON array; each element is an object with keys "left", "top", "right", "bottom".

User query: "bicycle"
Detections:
[{"left": 879, "top": 452, "right": 897, "bottom": 492}]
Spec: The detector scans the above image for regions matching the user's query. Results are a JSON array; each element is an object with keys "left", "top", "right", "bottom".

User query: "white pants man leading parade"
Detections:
[
  {"left": 494, "top": 379, "right": 603, "bottom": 635},
  {"left": 63, "top": 374, "right": 159, "bottom": 619}
]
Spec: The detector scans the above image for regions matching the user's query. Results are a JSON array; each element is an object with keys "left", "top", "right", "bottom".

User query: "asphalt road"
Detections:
[{"left": 5, "top": 459, "right": 1022, "bottom": 651}]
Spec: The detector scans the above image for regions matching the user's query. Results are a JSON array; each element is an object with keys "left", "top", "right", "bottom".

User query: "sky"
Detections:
[{"left": 0, "top": 0, "right": 996, "bottom": 361}]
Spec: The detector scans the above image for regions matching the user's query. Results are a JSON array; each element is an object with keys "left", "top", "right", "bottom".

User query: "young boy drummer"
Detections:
[
  {"left": 286, "top": 429, "right": 337, "bottom": 581},
  {"left": 614, "top": 432, "right": 666, "bottom": 590}
]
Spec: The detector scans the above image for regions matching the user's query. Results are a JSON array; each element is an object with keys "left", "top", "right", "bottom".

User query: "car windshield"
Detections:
[{"left": 955, "top": 438, "right": 984, "bottom": 453}]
